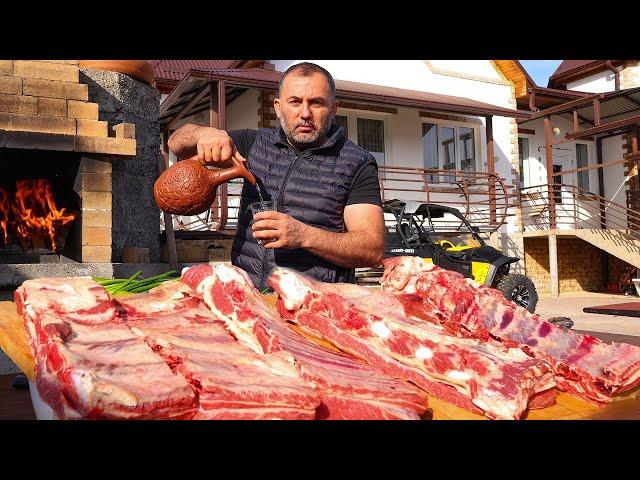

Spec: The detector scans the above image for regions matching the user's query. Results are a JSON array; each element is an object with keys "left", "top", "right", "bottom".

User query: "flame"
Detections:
[
  {"left": 8, "top": 179, "right": 76, "bottom": 252},
  {"left": 0, "top": 187, "right": 11, "bottom": 246}
]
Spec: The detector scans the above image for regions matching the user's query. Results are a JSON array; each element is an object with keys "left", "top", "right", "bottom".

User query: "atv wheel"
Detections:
[{"left": 496, "top": 273, "right": 538, "bottom": 313}]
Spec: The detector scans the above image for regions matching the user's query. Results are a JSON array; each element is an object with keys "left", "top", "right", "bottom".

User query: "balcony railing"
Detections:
[
  {"left": 161, "top": 166, "right": 517, "bottom": 234},
  {"left": 378, "top": 166, "right": 516, "bottom": 232},
  {"left": 520, "top": 183, "right": 640, "bottom": 242}
]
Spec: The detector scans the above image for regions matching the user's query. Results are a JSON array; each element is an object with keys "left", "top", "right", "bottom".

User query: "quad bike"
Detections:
[{"left": 381, "top": 199, "right": 540, "bottom": 313}]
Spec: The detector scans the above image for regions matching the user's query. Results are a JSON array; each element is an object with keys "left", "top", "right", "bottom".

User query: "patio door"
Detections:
[
  {"left": 540, "top": 146, "right": 575, "bottom": 228},
  {"left": 573, "top": 141, "right": 598, "bottom": 229}
]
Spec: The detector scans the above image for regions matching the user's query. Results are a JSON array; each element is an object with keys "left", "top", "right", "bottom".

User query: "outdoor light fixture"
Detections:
[{"left": 552, "top": 127, "right": 561, "bottom": 136}]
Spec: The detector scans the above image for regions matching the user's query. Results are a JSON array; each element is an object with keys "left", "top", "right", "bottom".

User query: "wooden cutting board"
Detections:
[
  {"left": 0, "top": 301, "right": 34, "bottom": 382},
  {"left": 0, "top": 300, "right": 633, "bottom": 420}
]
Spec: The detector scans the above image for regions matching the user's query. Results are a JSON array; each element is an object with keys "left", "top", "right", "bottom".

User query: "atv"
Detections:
[{"left": 381, "top": 199, "right": 539, "bottom": 313}]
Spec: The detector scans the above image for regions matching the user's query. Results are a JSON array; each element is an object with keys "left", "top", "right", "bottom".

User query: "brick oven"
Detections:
[{"left": 0, "top": 60, "right": 167, "bottom": 288}]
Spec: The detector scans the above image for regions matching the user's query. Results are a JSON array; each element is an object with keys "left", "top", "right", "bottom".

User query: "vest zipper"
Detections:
[{"left": 259, "top": 150, "right": 310, "bottom": 289}]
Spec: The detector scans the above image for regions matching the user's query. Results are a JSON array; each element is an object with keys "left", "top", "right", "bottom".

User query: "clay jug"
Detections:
[{"left": 154, "top": 155, "right": 256, "bottom": 215}]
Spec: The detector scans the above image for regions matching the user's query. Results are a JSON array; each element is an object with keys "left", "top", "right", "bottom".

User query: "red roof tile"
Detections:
[
  {"left": 549, "top": 60, "right": 601, "bottom": 80},
  {"left": 151, "top": 60, "right": 240, "bottom": 82}
]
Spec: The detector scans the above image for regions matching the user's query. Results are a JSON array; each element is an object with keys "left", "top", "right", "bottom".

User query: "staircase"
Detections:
[{"left": 573, "top": 229, "right": 640, "bottom": 268}]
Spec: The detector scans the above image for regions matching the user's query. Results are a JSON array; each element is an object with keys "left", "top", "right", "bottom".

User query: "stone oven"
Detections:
[{"left": 0, "top": 60, "right": 165, "bottom": 287}]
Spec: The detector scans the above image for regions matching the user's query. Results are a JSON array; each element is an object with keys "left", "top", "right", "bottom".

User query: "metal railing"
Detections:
[
  {"left": 378, "top": 166, "right": 516, "bottom": 232},
  {"left": 162, "top": 167, "right": 517, "bottom": 234},
  {"left": 520, "top": 183, "right": 640, "bottom": 242}
]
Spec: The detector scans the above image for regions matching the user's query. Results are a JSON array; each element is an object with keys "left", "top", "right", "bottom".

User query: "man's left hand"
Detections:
[{"left": 252, "top": 211, "right": 309, "bottom": 249}]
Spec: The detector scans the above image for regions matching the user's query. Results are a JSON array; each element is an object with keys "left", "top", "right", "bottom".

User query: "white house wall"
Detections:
[
  {"left": 271, "top": 60, "right": 515, "bottom": 107},
  {"left": 271, "top": 60, "right": 515, "bottom": 179},
  {"left": 566, "top": 70, "right": 615, "bottom": 93},
  {"left": 226, "top": 89, "right": 259, "bottom": 131}
]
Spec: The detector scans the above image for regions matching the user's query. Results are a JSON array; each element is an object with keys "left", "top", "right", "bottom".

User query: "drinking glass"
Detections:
[{"left": 248, "top": 201, "right": 275, "bottom": 245}]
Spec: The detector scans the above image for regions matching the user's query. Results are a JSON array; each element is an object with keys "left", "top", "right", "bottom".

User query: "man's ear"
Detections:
[
  {"left": 274, "top": 97, "right": 282, "bottom": 119},
  {"left": 331, "top": 100, "right": 339, "bottom": 117}
]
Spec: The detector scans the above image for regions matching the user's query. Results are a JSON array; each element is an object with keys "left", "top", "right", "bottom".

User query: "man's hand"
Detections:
[
  {"left": 252, "top": 211, "right": 310, "bottom": 249},
  {"left": 250, "top": 203, "right": 385, "bottom": 268},
  {"left": 168, "top": 124, "right": 245, "bottom": 166},
  {"left": 196, "top": 127, "right": 244, "bottom": 166}
]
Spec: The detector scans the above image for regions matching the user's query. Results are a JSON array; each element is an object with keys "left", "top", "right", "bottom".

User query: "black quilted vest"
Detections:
[{"left": 231, "top": 124, "right": 376, "bottom": 290}]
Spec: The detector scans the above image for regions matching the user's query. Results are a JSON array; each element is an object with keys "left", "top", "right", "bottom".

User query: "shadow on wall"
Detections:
[
  {"left": 495, "top": 233, "right": 525, "bottom": 274},
  {"left": 584, "top": 229, "right": 640, "bottom": 257}
]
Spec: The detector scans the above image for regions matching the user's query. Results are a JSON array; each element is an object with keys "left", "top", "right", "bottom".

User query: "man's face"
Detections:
[{"left": 274, "top": 72, "right": 338, "bottom": 150}]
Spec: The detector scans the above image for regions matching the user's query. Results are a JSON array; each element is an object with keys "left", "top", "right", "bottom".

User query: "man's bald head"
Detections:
[{"left": 278, "top": 62, "right": 336, "bottom": 104}]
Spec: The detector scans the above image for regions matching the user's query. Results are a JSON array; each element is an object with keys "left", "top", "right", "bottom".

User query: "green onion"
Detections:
[
  {"left": 92, "top": 270, "right": 179, "bottom": 296},
  {"left": 108, "top": 271, "right": 142, "bottom": 295}
]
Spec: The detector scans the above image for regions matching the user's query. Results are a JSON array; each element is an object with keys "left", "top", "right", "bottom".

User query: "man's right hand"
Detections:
[
  {"left": 195, "top": 127, "right": 244, "bottom": 166},
  {"left": 168, "top": 124, "right": 246, "bottom": 166}
]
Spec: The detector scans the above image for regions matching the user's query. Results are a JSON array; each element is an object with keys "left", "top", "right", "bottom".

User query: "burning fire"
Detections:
[
  {"left": 0, "top": 179, "right": 76, "bottom": 252},
  {"left": 0, "top": 188, "right": 10, "bottom": 245}
]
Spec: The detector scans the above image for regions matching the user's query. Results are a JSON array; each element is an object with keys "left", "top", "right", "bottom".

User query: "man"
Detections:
[{"left": 168, "top": 62, "right": 385, "bottom": 290}]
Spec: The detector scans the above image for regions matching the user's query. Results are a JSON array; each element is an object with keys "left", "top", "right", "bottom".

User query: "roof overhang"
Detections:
[
  {"left": 159, "top": 68, "right": 530, "bottom": 128},
  {"left": 548, "top": 60, "right": 624, "bottom": 89},
  {"left": 519, "top": 87, "right": 640, "bottom": 137},
  {"left": 493, "top": 60, "right": 536, "bottom": 99}
]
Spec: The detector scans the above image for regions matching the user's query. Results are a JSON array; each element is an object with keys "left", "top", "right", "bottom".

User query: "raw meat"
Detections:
[
  {"left": 268, "top": 267, "right": 556, "bottom": 419},
  {"left": 181, "top": 263, "right": 430, "bottom": 420},
  {"left": 381, "top": 256, "right": 640, "bottom": 404},
  {"left": 119, "top": 289, "right": 321, "bottom": 420},
  {"left": 15, "top": 278, "right": 197, "bottom": 419}
]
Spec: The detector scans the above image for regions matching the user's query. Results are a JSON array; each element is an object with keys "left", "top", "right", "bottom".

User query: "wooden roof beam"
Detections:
[
  {"left": 518, "top": 93, "right": 604, "bottom": 124},
  {"left": 167, "top": 83, "right": 210, "bottom": 129},
  {"left": 566, "top": 114, "right": 640, "bottom": 139}
]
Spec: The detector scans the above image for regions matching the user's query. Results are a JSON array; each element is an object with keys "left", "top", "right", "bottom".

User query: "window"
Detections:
[
  {"left": 441, "top": 126, "right": 456, "bottom": 171},
  {"left": 458, "top": 127, "right": 475, "bottom": 171},
  {"left": 422, "top": 123, "right": 438, "bottom": 179},
  {"left": 518, "top": 137, "right": 529, "bottom": 187},
  {"left": 576, "top": 143, "right": 589, "bottom": 192},
  {"left": 421, "top": 122, "right": 479, "bottom": 175},
  {"left": 357, "top": 118, "right": 385, "bottom": 166},
  {"left": 336, "top": 112, "right": 388, "bottom": 166},
  {"left": 333, "top": 115, "right": 349, "bottom": 138}
]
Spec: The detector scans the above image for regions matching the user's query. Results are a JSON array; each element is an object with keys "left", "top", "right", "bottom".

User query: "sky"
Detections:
[{"left": 518, "top": 60, "right": 562, "bottom": 87}]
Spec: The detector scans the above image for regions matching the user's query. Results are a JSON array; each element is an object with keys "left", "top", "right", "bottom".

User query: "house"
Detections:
[
  {"left": 515, "top": 60, "right": 640, "bottom": 297},
  {"left": 154, "top": 60, "right": 640, "bottom": 297}
]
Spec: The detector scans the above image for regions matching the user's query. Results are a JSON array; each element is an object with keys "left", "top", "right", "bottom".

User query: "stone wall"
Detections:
[
  {"left": 80, "top": 68, "right": 161, "bottom": 262},
  {"left": 258, "top": 90, "right": 278, "bottom": 128},
  {"left": 621, "top": 61, "right": 640, "bottom": 89},
  {"left": 524, "top": 236, "right": 605, "bottom": 295},
  {"left": 0, "top": 60, "right": 135, "bottom": 155}
]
